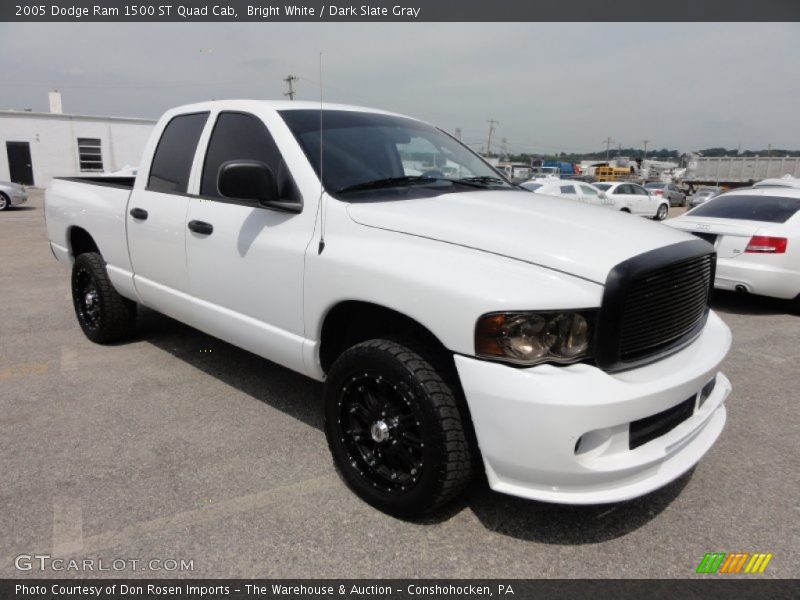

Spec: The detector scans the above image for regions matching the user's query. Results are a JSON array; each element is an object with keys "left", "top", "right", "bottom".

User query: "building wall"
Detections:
[{"left": 0, "top": 113, "right": 155, "bottom": 187}]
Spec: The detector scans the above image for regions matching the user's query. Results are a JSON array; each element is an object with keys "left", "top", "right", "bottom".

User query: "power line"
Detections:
[
  {"left": 603, "top": 137, "right": 615, "bottom": 161},
  {"left": 283, "top": 74, "right": 299, "bottom": 100},
  {"left": 486, "top": 119, "right": 499, "bottom": 156}
]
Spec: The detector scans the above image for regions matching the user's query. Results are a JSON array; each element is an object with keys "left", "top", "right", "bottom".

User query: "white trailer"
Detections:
[{"left": 686, "top": 156, "right": 800, "bottom": 187}]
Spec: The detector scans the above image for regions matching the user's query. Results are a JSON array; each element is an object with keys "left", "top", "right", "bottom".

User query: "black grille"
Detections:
[
  {"left": 619, "top": 254, "right": 713, "bottom": 360},
  {"left": 629, "top": 396, "right": 695, "bottom": 450},
  {"left": 594, "top": 239, "right": 716, "bottom": 371}
]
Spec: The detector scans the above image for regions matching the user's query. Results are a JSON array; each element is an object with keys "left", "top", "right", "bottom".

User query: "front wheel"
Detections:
[
  {"left": 71, "top": 252, "right": 137, "bottom": 343},
  {"left": 324, "top": 338, "right": 475, "bottom": 518},
  {"left": 0, "top": 193, "right": 9, "bottom": 211},
  {"left": 654, "top": 203, "right": 669, "bottom": 221}
]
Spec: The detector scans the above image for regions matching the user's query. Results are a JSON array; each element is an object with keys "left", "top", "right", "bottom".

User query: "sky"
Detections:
[{"left": 1, "top": 22, "right": 799, "bottom": 154}]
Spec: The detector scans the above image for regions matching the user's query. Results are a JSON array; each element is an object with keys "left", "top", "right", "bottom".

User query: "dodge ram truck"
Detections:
[{"left": 45, "top": 100, "right": 732, "bottom": 517}]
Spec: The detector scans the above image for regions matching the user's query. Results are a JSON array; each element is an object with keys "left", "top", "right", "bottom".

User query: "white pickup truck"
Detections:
[{"left": 46, "top": 100, "right": 732, "bottom": 517}]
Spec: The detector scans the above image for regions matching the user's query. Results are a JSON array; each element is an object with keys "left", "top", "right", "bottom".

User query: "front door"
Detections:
[
  {"left": 6, "top": 142, "right": 34, "bottom": 185},
  {"left": 185, "top": 110, "right": 313, "bottom": 373}
]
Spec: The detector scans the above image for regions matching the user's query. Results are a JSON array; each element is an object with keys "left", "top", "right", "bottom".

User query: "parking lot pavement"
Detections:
[{"left": 1, "top": 190, "right": 798, "bottom": 579}]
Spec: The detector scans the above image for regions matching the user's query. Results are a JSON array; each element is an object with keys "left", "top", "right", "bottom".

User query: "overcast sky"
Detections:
[{"left": 1, "top": 22, "right": 798, "bottom": 153}]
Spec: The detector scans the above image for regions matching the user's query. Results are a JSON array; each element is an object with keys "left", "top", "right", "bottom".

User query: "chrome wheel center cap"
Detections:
[{"left": 370, "top": 420, "right": 390, "bottom": 443}]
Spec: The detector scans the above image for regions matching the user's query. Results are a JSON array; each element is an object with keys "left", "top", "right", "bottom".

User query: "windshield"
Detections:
[
  {"left": 279, "top": 109, "right": 513, "bottom": 198},
  {"left": 520, "top": 182, "right": 543, "bottom": 191},
  {"left": 689, "top": 194, "right": 800, "bottom": 223}
]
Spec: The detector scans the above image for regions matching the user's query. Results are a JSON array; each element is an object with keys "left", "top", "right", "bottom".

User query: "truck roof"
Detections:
[{"left": 164, "top": 99, "right": 410, "bottom": 119}]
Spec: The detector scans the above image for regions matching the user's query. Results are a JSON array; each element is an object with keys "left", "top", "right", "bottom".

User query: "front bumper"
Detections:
[
  {"left": 10, "top": 192, "right": 28, "bottom": 206},
  {"left": 455, "top": 310, "right": 732, "bottom": 504}
]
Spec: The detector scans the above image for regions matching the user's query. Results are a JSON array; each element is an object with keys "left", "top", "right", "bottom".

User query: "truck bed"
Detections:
[{"left": 55, "top": 176, "right": 136, "bottom": 189}]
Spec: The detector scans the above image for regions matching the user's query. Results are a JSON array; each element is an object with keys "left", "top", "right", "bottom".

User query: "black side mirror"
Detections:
[{"left": 218, "top": 160, "right": 301, "bottom": 213}]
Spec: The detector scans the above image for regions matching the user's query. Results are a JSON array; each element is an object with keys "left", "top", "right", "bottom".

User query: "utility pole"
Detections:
[
  {"left": 283, "top": 74, "right": 299, "bottom": 100},
  {"left": 486, "top": 120, "right": 499, "bottom": 156},
  {"left": 603, "top": 137, "right": 615, "bottom": 161},
  {"left": 643, "top": 139, "right": 649, "bottom": 159}
]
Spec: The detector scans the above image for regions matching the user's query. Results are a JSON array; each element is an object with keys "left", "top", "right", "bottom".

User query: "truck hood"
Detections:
[{"left": 346, "top": 191, "right": 694, "bottom": 284}]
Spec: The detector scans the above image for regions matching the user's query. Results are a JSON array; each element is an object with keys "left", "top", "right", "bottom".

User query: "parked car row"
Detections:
[
  {"left": 519, "top": 172, "right": 799, "bottom": 310},
  {"left": 521, "top": 177, "right": 669, "bottom": 220}
]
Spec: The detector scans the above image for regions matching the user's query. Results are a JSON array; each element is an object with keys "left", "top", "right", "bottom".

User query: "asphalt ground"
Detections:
[{"left": 1, "top": 190, "right": 798, "bottom": 579}]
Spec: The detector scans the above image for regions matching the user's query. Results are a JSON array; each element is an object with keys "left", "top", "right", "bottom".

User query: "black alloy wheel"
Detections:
[
  {"left": 324, "top": 338, "right": 475, "bottom": 517},
  {"left": 70, "top": 252, "right": 137, "bottom": 343},
  {"left": 336, "top": 371, "right": 425, "bottom": 493}
]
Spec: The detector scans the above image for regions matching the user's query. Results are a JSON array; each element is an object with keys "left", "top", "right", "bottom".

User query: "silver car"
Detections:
[
  {"left": 689, "top": 186, "right": 723, "bottom": 208},
  {"left": 0, "top": 181, "right": 28, "bottom": 211},
  {"left": 644, "top": 182, "right": 687, "bottom": 207}
]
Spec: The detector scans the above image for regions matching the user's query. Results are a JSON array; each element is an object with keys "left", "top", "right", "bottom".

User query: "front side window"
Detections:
[
  {"left": 201, "top": 111, "right": 300, "bottom": 202},
  {"left": 581, "top": 185, "right": 599, "bottom": 196},
  {"left": 77, "top": 138, "right": 103, "bottom": 172},
  {"left": 560, "top": 185, "right": 576, "bottom": 194},
  {"left": 279, "top": 109, "right": 513, "bottom": 199},
  {"left": 148, "top": 112, "right": 209, "bottom": 193}
]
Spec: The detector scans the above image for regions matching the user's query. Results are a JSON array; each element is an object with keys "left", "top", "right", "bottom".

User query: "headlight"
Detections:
[{"left": 475, "top": 311, "right": 594, "bottom": 366}]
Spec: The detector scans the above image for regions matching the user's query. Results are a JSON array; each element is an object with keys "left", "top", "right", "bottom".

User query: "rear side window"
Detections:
[
  {"left": 560, "top": 185, "right": 576, "bottom": 194},
  {"left": 148, "top": 112, "right": 209, "bottom": 193},
  {"left": 581, "top": 185, "right": 598, "bottom": 195},
  {"left": 690, "top": 194, "right": 800, "bottom": 223},
  {"left": 201, "top": 112, "right": 300, "bottom": 202}
]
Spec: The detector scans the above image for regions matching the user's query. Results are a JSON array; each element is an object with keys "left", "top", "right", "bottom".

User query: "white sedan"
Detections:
[
  {"left": 594, "top": 182, "right": 670, "bottom": 220},
  {"left": 666, "top": 187, "right": 800, "bottom": 309},
  {"left": 520, "top": 178, "right": 630, "bottom": 211}
]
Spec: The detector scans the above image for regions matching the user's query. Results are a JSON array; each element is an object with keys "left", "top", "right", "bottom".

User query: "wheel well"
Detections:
[
  {"left": 319, "top": 301, "right": 447, "bottom": 373},
  {"left": 69, "top": 227, "right": 99, "bottom": 258},
  {"left": 620, "top": 207, "right": 631, "bottom": 213}
]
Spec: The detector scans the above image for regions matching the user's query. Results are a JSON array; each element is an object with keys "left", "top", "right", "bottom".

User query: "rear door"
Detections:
[
  {"left": 127, "top": 112, "right": 209, "bottom": 321},
  {"left": 184, "top": 110, "right": 314, "bottom": 373}
]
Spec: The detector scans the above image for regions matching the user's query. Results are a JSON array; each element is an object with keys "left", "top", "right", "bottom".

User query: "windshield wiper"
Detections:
[
  {"left": 337, "top": 176, "right": 437, "bottom": 194},
  {"left": 456, "top": 176, "right": 508, "bottom": 186}
]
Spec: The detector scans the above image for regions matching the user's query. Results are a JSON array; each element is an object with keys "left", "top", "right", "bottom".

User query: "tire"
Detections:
[
  {"left": 71, "top": 252, "right": 137, "bottom": 343},
  {"left": 324, "top": 338, "right": 475, "bottom": 518},
  {"left": 0, "top": 193, "right": 9, "bottom": 211},
  {"left": 654, "top": 203, "right": 669, "bottom": 221}
]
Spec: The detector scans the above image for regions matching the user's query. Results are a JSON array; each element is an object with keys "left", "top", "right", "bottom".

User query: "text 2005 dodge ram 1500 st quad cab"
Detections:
[{"left": 46, "top": 101, "right": 732, "bottom": 517}]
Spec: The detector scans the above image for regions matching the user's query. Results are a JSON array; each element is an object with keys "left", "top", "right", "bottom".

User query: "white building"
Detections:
[{"left": 1, "top": 92, "right": 155, "bottom": 187}]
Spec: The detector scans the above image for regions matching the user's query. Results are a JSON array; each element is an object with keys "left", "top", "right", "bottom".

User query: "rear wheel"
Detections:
[
  {"left": 324, "top": 338, "right": 475, "bottom": 518},
  {"left": 71, "top": 252, "right": 137, "bottom": 343},
  {"left": 654, "top": 203, "right": 669, "bottom": 221},
  {"left": 0, "top": 193, "right": 9, "bottom": 211}
]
